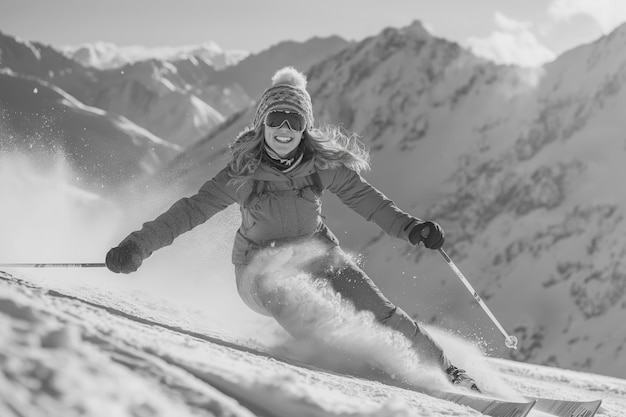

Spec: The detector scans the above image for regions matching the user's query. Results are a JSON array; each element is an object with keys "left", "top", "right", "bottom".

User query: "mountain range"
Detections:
[
  {"left": 1, "top": 21, "right": 625, "bottom": 379},
  {"left": 0, "top": 31, "right": 350, "bottom": 188},
  {"left": 61, "top": 40, "right": 249, "bottom": 70},
  {"left": 0, "top": 69, "right": 179, "bottom": 188}
]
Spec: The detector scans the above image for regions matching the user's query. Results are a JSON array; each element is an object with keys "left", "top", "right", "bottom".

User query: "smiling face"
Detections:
[{"left": 263, "top": 121, "right": 304, "bottom": 157}]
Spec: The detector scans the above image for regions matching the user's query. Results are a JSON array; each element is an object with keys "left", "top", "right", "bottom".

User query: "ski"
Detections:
[
  {"left": 426, "top": 389, "right": 536, "bottom": 417},
  {"left": 530, "top": 397, "right": 602, "bottom": 417},
  {"left": 426, "top": 390, "right": 603, "bottom": 417}
]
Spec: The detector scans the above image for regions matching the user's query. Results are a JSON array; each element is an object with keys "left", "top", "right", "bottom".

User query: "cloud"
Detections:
[
  {"left": 464, "top": 12, "right": 556, "bottom": 67},
  {"left": 494, "top": 12, "right": 532, "bottom": 32},
  {"left": 548, "top": 0, "right": 626, "bottom": 33}
]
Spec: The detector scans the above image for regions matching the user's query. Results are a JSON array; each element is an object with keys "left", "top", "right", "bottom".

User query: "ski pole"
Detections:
[
  {"left": 438, "top": 248, "right": 518, "bottom": 350},
  {"left": 0, "top": 263, "right": 106, "bottom": 268}
]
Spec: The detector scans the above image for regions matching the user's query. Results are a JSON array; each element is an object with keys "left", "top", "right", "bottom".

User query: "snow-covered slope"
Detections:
[
  {"left": 138, "top": 21, "right": 626, "bottom": 379},
  {"left": 0, "top": 269, "right": 624, "bottom": 417},
  {"left": 92, "top": 61, "right": 226, "bottom": 149}
]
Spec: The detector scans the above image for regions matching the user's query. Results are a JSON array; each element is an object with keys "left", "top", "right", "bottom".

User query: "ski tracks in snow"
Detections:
[
  {"left": 0, "top": 271, "right": 479, "bottom": 417},
  {"left": 1, "top": 271, "right": 624, "bottom": 417}
]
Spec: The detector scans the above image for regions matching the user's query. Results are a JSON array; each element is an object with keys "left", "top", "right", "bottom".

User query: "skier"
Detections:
[{"left": 105, "top": 66, "right": 480, "bottom": 392}]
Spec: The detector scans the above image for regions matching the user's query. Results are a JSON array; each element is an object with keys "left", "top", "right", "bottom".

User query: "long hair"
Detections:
[
  {"left": 228, "top": 125, "right": 264, "bottom": 186},
  {"left": 228, "top": 124, "right": 371, "bottom": 187},
  {"left": 306, "top": 124, "right": 370, "bottom": 172}
]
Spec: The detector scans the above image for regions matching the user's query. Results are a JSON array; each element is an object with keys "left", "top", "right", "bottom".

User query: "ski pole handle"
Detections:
[
  {"left": 0, "top": 263, "right": 106, "bottom": 268},
  {"left": 438, "top": 248, "right": 518, "bottom": 350}
]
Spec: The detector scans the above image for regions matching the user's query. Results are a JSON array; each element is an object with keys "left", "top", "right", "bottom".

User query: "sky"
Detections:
[{"left": 1, "top": 0, "right": 626, "bottom": 66}]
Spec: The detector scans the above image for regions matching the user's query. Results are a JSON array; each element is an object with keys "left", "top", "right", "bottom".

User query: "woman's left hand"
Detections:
[{"left": 409, "top": 221, "right": 445, "bottom": 250}]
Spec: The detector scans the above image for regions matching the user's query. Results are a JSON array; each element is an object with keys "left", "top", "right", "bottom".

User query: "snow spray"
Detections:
[
  {"left": 242, "top": 240, "right": 451, "bottom": 390},
  {"left": 0, "top": 153, "right": 120, "bottom": 266},
  {"left": 240, "top": 240, "right": 526, "bottom": 399},
  {"left": 0, "top": 151, "right": 270, "bottom": 342}
]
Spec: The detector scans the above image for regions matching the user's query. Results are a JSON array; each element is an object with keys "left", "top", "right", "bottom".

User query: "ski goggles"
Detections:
[{"left": 264, "top": 110, "right": 306, "bottom": 132}]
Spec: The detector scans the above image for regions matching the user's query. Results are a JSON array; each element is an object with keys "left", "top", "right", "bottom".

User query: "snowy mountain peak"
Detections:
[
  {"left": 307, "top": 21, "right": 485, "bottom": 139},
  {"left": 61, "top": 41, "right": 249, "bottom": 70},
  {"left": 371, "top": 20, "right": 440, "bottom": 53},
  {"left": 0, "top": 31, "right": 41, "bottom": 62},
  {"left": 606, "top": 21, "right": 626, "bottom": 41},
  {"left": 403, "top": 20, "right": 434, "bottom": 40}
]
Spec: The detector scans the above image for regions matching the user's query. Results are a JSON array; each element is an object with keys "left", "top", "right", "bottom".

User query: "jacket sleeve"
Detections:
[
  {"left": 122, "top": 167, "right": 237, "bottom": 258},
  {"left": 320, "top": 166, "right": 419, "bottom": 242}
]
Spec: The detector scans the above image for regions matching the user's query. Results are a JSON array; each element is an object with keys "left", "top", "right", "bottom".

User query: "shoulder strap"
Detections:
[
  {"left": 254, "top": 179, "right": 266, "bottom": 195},
  {"left": 307, "top": 172, "right": 324, "bottom": 196}
]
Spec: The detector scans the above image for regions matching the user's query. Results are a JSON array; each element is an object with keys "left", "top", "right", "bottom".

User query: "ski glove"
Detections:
[
  {"left": 105, "top": 240, "right": 143, "bottom": 274},
  {"left": 409, "top": 220, "right": 445, "bottom": 250}
]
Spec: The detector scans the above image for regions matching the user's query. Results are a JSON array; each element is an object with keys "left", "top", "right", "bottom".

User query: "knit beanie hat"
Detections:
[{"left": 253, "top": 66, "right": 314, "bottom": 131}]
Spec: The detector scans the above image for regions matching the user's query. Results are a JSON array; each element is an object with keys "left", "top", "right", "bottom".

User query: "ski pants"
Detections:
[{"left": 234, "top": 243, "right": 452, "bottom": 371}]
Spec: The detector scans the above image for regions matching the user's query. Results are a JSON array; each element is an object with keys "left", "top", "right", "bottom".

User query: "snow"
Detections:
[{"left": 1, "top": 267, "right": 624, "bottom": 417}]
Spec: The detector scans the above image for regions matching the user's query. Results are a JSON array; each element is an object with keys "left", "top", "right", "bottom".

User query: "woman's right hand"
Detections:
[{"left": 105, "top": 241, "right": 143, "bottom": 273}]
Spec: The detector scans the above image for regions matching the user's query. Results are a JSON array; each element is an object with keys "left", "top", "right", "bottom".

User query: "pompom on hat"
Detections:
[{"left": 253, "top": 66, "right": 314, "bottom": 131}]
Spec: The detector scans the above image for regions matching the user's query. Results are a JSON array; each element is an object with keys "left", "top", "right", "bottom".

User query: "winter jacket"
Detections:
[{"left": 123, "top": 153, "right": 420, "bottom": 265}]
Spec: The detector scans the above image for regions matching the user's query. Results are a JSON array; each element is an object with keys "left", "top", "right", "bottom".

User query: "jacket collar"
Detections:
[{"left": 253, "top": 152, "right": 317, "bottom": 180}]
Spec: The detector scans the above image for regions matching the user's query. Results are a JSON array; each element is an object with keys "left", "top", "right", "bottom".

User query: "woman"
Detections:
[{"left": 106, "top": 66, "right": 480, "bottom": 392}]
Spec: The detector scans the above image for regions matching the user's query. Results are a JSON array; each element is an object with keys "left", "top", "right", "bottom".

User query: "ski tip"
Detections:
[{"left": 530, "top": 397, "right": 603, "bottom": 417}]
